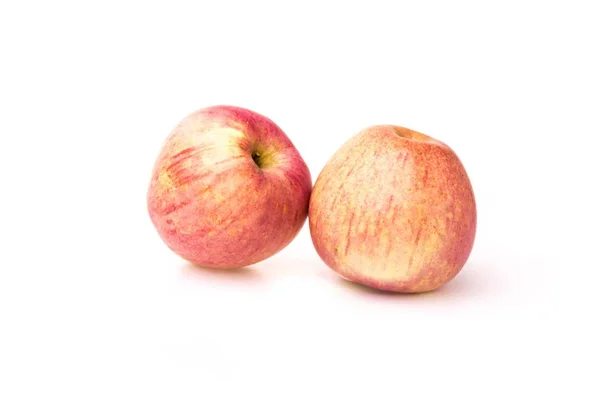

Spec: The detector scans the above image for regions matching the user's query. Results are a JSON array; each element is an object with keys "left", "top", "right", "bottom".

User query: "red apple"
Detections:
[
  {"left": 148, "top": 106, "right": 311, "bottom": 268},
  {"left": 309, "top": 125, "right": 476, "bottom": 292}
]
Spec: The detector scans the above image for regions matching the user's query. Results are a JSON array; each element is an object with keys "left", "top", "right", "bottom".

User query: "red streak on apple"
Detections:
[
  {"left": 148, "top": 105, "right": 312, "bottom": 268},
  {"left": 309, "top": 125, "right": 476, "bottom": 292}
]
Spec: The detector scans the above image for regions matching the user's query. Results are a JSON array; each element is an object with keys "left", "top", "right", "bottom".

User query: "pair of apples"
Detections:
[{"left": 147, "top": 106, "right": 476, "bottom": 293}]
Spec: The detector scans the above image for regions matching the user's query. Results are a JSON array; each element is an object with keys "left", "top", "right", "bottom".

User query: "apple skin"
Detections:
[
  {"left": 147, "top": 105, "right": 312, "bottom": 269},
  {"left": 309, "top": 125, "right": 476, "bottom": 293}
]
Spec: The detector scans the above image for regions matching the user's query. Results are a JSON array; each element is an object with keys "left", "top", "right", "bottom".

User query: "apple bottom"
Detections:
[
  {"left": 329, "top": 261, "right": 465, "bottom": 293},
  {"left": 158, "top": 210, "right": 305, "bottom": 270}
]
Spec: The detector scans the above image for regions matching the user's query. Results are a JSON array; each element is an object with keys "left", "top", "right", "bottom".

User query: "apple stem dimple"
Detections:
[
  {"left": 251, "top": 146, "right": 278, "bottom": 169},
  {"left": 391, "top": 126, "right": 435, "bottom": 143},
  {"left": 252, "top": 151, "right": 262, "bottom": 167}
]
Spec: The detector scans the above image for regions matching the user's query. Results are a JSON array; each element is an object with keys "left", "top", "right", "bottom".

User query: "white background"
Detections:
[{"left": 1, "top": 0, "right": 599, "bottom": 398}]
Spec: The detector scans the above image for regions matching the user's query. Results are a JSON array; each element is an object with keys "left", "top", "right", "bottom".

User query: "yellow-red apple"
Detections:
[
  {"left": 309, "top": 125, "right": 476, "bottom": 292},
  {"left": 148, "top": 106, "right": 311, "bottom": 268}
]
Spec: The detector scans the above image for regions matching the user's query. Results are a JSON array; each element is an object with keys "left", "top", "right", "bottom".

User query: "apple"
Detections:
[
  {"left": 309, "top": 125, "right": 476, "bottom": 292},
  {"left": 147, "top": 105, "right": 312, "bottom": 268}
]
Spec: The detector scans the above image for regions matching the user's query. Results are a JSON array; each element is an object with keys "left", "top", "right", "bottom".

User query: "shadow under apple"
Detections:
[{"left": 180, "top": 261, "right": 266, "bottom": 285}]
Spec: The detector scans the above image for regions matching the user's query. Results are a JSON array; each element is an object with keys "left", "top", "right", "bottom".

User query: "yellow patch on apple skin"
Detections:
[
  {"left": 356, "top": 218, "right": 367, "bottom": 235},
  {"left": 422, "top": 229, "right": 442, "bottom": 253},
  {"left": 158, "top": 170, "right": 174, "bottom": 191},
  {"left": 177, "top": 222, "right": 197, "bottom": 235},
  {"left": 342, "top": 252, "right": 412, "bottom": 281},
  {"left": 226, "top": 227, "right": 243, "bottom": 237},
  {"left": 282, "top": 204, "right": 288, "bottom": 214},
  {"left": 168, "top": 124, "right": 248, "bottom": 160}
]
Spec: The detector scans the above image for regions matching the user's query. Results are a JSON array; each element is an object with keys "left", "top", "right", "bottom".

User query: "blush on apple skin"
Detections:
[
  {"left": 309, "top": 125, "right": 477, "bottom": 293},
  {"left": 147, "top": 105, "right": 312, "bottom": 269}
]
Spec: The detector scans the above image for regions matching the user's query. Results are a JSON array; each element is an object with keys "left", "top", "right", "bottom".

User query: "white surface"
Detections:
[{"left": 1, "top": 1, "right": 599, "bottom": 398}]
